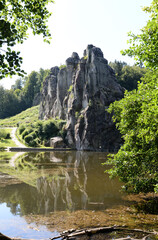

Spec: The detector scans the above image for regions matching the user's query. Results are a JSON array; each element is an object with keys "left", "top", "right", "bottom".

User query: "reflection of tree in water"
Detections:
[
  {"left": 0, "top": 183, "right": 40, "bottom": 215},
  {"left": 0, "top": 151, "right": 125, "bottom": 216}
]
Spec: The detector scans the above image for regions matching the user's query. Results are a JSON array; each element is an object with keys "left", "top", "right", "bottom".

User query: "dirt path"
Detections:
[
  {"left": 11, "top": 127, "right": 26, "bottom": 148},
  {"left": 9, "top": 128, "right": 26, "bottom": 167}
]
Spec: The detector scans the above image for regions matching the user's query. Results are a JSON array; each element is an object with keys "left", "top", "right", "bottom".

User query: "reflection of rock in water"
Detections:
[
  {"left": 0, "top": 151, "right": 125, "bottom": 215},
  {"left": 35, "top": 151, "right": 124, "bottom": 213},
  {"left": 50, "top": 153, "right": 62, "bottom": 163}
]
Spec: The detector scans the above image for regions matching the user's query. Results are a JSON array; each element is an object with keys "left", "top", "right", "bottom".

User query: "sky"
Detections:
[{"left": 0, "top": 0, "right": 152, "bottom": 89}]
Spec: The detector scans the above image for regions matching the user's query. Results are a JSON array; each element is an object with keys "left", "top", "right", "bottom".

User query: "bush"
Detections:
[
  {"left": 24, "top": 133, "right": 34, "bottom": 144},
  {"left": 60, "top": 127, "right": 67, "bottom": 140},
  {"left": 24, "top": 131, "right": 38, "bottom": 144},
  {"left": 29, "top": 138, "right": 39, "bottom": 147},
  {"left": 18, "top": 118, "right": 66, "bottom": 147},
  {"left": 19, "top": 125, "right": 26, "bottom": 134},
  {"left": 5, "top": 133, "right": 11, "bottom": 139},
  {"left": 21, "top": 128, "right": 33, "bottom": 139},
  {"left": 0, "top": 129, "right": 9, "bottom": 139},
  {"left": 34, "top": 121, "right": 43, "bottom": 136},
  {"left": 54, "top": 119, "right": 66, "bottom": 130},
  {"left": 42, "top": 120, "right": 59, "bottom": 139}
]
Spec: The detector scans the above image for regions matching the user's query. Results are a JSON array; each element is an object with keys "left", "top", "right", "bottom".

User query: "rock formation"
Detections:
[{"left": 39, "top": 45, "right": 124, "bottom": 151}]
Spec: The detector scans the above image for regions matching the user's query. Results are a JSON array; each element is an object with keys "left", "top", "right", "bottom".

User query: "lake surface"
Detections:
[{"left": 0, "top": 151, "right": 126, "bottom": 239}]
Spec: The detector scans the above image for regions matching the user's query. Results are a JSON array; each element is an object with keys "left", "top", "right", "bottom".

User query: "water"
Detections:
[{"left": 0, "top": 151, "right": 125, "bottom": 239}]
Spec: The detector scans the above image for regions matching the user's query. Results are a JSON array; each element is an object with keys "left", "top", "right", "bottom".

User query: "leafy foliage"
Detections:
[
  {"left": 0, "top": 86, "right": 24, "bottom": 118},
  {"left": 0, "top": 0, "right": 53, "bottom": 79},
  {"left": 106, "top": 0, "right": 158, "bottom": 194},
  {"left": 59, "top": 64, "right": 66, "bottom": 69},
  {"left": 18, "top": 119, "right": 66, "bottom": 147},
  {"left": 0, "top": 68, "right": 49, "bottom": 119},
  {"left": 22, "top": 68, "right": 49, "bottom": 107},
  {"left": 121, "top": 0, "right": 158, "bottom": 68},
  {"left": 107, "top": 69, "right": 158, "bottom": 193},
  {"left": 0, "top": 129, "right": 10, "bottom": 140},
  {"left": 109, "top": 61, "right": 146, "bottom": 91}
]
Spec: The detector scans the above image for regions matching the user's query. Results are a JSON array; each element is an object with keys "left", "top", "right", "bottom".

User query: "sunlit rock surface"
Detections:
[{"left": 39, "top": 45, "right": 124, "bottom": 151}]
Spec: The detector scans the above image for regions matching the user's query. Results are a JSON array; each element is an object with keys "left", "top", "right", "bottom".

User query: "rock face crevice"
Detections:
[{"left": 39, "top": 45, "right": 124, "bottom": 151}]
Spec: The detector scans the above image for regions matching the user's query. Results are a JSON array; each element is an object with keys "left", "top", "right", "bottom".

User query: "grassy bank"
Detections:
[
  {"left": 0, "top": 105, "right": 39, "bottom": 127},
  {"left": 0, "top": 128, "right": 18, "bottom": 149},
  {"left": 0, "top": 105, "right": 66, "bottom": 148}
]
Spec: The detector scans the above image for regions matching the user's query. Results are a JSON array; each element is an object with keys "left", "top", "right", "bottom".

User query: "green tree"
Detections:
[
  {"left": 109, "top": 61, "right": 146, "bottom": 91},
  {"left": 0, "top": 87, "right": 22, "bottom": 118},
  {"left": 109, "top": 60, "right": 127, "bottom": 81},
  {"left": 11, "top": 78, "right": 23, "bottom": 90},
  {"left": 119, "top": 65, "right": 146, "bottom": 91},
  {"left": 23, "top": 71, "right": 39, "bottom": 107},
  {"left": 106, "top": 0, "right": 158, "bottom": 193},
  {"left": 34, "top": 68, "right": 49, "bottom": 95},
  {"left": 22, "top": 69, "right": 48, "bottom": 107},
  {"left": 0, "top": 0, "right": 53, "bottom": 79},
  {"left": 121, "top": 0, "right": 158, "bottom": 68},
  {"left": 0, "top": 86, "right": 6, "bottom": 118},
  {"left": 0, "top": 68, "right": 48, "bottom": 119}
]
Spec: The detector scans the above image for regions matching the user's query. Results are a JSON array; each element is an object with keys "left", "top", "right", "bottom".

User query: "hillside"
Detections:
[{"left": 0, "top": 105, "right": 39, "bottom": 127}]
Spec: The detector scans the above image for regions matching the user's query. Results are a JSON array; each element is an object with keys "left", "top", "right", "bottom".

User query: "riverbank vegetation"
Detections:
[
  {"left": 17, "top": 118, "right": 66, "bottom": 147},
  {"left": 0, "top": 105, "right": 66, "bottom": 147},
  {"left": 106, "top": 0, "right": 158, "bottom": 194}
]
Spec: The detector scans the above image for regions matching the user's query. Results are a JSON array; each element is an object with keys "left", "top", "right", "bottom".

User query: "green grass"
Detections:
[
  {"left": 0, "top": 128, "right": 18, "bottom": 148},
  {"left": 0, "top": 138, "right": 18, "bottom": 148},
  {"left": 0, "top": 151, "right": 16, "bottom": 159},
  {"left": 0, "top": 105, "right": 39, "bottom": 127},
  {"left": 0, "top": 105, "right": 67, "bottom": 148}
]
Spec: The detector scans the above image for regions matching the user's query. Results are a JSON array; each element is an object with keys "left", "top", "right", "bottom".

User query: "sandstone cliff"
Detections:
[{"left": 39, "top": 45, "right": 124, "bottom": 151}]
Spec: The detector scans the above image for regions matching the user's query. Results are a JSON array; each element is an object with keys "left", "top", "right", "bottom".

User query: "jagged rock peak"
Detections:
[
  {"left": 50, "top": 66, "right": 59, "bottom": 76},
  {"left": 84, "top": 44, "right": 104, "bottom": 58},
  {"left": 71, "top": 52, "right": 80, "bottom": 59},
  {"left": 39, "top": 45, "right": 124, "bottom": 151}
]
